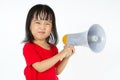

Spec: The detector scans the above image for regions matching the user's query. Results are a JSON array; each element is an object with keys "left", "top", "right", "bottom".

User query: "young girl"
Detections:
[{"left": 23, "top": 4, "right": 75, "bottom": 80}]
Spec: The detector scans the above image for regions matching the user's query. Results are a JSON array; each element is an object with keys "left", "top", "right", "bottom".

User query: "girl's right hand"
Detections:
[{"left": 60, "top": 45, "right": 75, "bottom": 60}]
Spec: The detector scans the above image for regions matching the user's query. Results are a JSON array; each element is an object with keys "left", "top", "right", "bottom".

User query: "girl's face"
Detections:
[{"left": 30, "top": 17, "right": 52, "bottom": 41}]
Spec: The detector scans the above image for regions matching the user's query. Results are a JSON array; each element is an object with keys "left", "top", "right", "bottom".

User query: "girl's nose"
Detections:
[{"left": 39, "top": 24, "right": 45, "bottom": 30}]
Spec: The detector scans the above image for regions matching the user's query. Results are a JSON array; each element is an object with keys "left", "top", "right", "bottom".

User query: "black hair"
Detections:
[{"left": 23, "top": 4, "right": 58, "bottom": 45}]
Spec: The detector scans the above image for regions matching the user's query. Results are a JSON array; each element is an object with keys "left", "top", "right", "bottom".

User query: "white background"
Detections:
[{"left": 0, "top": 0, "right": 120, "bottom": 80}]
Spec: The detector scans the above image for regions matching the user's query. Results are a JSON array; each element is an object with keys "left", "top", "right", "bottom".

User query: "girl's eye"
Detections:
[
  {"left": 35, "top": 21, "right": 40, "bottom": 24},
  {"left": 45, "top": 22, "right": 52, "bottom": 25},
  {"left": 45, "top": 23, "right": 50, "bottom": 25}
]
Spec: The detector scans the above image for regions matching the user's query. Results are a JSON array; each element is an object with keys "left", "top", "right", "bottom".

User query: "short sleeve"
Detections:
[{"left": 23, "top": 43, "right": 41, "bottom": 66}]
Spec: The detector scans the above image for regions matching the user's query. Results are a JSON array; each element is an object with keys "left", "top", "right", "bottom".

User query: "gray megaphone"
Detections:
[{"left": 62, "top": 24, "right": 106, "bottom": 53}]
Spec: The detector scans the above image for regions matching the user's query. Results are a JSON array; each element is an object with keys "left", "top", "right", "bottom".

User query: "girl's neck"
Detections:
[
  {"left": 33, "top": 40, "right": 50, "bottom": 50},
  {"left": 34, "top": 40, "right": 46, "bottom": 44}
]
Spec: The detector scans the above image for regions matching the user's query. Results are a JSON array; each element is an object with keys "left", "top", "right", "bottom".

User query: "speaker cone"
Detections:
[{"left": 87, "top": 24, "right": 106, "bottom": 53}]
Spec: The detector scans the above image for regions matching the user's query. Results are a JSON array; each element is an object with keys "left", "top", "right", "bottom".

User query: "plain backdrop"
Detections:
[{"left": 0, "top": 0, "right": 120, "bottom": 80}]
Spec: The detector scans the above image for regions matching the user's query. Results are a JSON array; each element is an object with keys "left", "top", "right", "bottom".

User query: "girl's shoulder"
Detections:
[
  {"left": 23, "top": 42, "right": 34, "bottom": 48},
  {"left": 24, "top": 41, "right": 31, "bottom": 45},
  {"left": 49, "top": 43, "right": 58, "bottom": 53}
]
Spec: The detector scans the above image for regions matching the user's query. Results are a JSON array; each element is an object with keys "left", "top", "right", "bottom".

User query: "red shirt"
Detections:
[{"left": 23, "top": 42, "right": 59, "bottom": 80}]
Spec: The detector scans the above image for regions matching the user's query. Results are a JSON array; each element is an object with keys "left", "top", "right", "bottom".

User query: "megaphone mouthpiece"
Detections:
[{"left": 62, "top": 34, "right": 68, "bottom": 45}]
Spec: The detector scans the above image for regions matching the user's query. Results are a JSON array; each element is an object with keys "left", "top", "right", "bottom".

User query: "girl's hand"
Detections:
[
  {"left": 64, "top": 45, "right": 75, "bottom": 58},
  {"left": 60, "top": 45, "right": 75, "bottom": 59}
]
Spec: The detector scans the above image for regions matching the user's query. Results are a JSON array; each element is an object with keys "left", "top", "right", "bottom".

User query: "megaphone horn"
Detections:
[{"left": 62, "top": 24, "right": 106, "bottom": 53}]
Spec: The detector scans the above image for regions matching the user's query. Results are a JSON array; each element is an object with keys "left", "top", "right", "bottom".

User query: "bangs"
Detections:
[{"left": 34, "top": 10, "right": 52, "bottom": 21}]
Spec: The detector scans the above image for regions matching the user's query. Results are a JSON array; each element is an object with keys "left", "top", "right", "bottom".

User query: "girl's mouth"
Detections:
[{"left": 38, "top": 31, "right": 45, "bottom": 34}]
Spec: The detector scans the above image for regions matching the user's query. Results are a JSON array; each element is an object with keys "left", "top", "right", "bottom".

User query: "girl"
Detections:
[{"left": 23, "top": 4, "right": 75, "bottom": 80}]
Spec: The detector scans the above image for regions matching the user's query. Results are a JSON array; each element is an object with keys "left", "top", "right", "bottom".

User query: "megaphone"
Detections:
[{"left": 62, "top": 24, "right": 106, "bottom": 53}]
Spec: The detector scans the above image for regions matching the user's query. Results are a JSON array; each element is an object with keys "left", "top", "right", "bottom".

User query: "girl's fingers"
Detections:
[{"left": 69, "top": 46, "right": 75, "bottom": 53}]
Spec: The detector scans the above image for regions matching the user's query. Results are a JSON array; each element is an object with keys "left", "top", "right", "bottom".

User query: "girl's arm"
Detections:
[
  {"left": 56, "top": 57, "right": 70, "bottom": 75},
  {"left": 32, "top": 46, "right": 74, "bottom": 72},
  {"left": 32, "top": 52, "right": 65, "bottom": 72},
  {"left": 56, "top": 46, "right": 75, "bottom": 75}
]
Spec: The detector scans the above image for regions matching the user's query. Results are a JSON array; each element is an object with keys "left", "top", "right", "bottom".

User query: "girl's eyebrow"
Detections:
[{"left": 32, "top": 19, "right": 39, "bottom": 21}]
